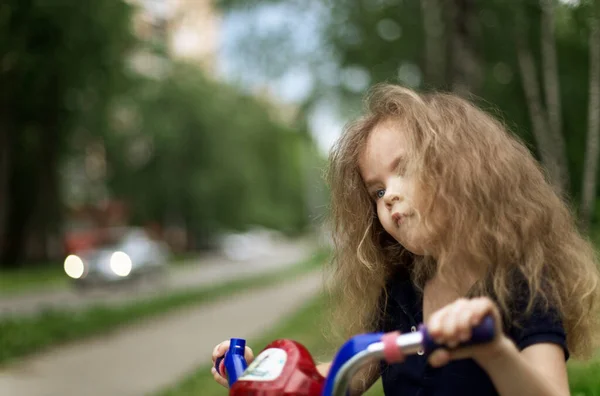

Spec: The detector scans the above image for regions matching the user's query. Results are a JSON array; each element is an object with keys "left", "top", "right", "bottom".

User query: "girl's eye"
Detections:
[{"left": 375, "top": 189, "right": 385, "bottom": 199}]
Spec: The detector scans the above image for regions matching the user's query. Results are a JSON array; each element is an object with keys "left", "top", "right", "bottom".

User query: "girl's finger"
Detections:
[
  {"left": 440, "top": 299, "right": 469, "bottom": 345},
  {"left": 428, "top": 308, "right": 450, "bottom": 343},
  {"left": 212, "top": 340, "right": 230, "bottom": 360},
  {"left": 469, "top": 298, "right": 495, "bottom": 325},
  {"left": 455, "top": 307, "right": 473, "bottom": 342},
  {"left": 212, "top": 367, "right": 229, "bottom": 388},
  {"left": 244, "top": 346, "right": 254, "bottom": 363}
]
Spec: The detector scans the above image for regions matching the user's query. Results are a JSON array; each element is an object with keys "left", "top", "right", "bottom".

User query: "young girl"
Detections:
[{"left": 212, "top": 84, "right": 600, "bottom": 395}]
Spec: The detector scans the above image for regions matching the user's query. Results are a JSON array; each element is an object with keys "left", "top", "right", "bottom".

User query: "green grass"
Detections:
[
  {"left": 0, "top": 249, "right": 328, "bottom": 366},
  {"left": 0, "top": 262, "right": 66, "bottom": 296},
  {"left": 158, "top": 292, "right": 600, "bottom": 396},
  {"left": 568, "top": 357, "right": 600, "bottom": 396}
]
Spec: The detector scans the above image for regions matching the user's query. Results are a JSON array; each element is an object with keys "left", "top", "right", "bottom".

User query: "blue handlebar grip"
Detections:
[
  {"left": 420, "top": 315, "right": 496, "bottom": 356},
  {"left": 214, "top": 338, "right": 248, "bottom": 387}
]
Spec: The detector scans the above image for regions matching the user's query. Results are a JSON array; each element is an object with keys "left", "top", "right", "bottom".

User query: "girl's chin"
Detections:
[{"left": 396, "top": 240, "right": 426, "bottom": 256}]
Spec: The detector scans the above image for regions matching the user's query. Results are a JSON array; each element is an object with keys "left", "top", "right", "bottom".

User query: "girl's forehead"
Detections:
[
  {"left": 363, "top": 121, "right": 410, "bottom": 157},
  {"left": 358, "top": 121, "right": 411, "bottom": 179}
]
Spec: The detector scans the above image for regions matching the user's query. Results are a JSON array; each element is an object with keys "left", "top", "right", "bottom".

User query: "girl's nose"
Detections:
[{"left": 384, "top": 190, "right": 401, "bottom": 207}]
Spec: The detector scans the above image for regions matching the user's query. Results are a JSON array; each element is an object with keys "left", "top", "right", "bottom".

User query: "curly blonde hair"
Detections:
[{"left": 326, "top": 84, "right": 600, "bottom": 359}]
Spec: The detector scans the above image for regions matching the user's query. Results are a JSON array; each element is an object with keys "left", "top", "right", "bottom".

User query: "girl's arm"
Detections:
[
  {"left": 426, "top": 297, "right": 570, "bottom": 396},
  {"left": 316, "top": 361, "right": 381, "bottom": 396},
  {"left": 478, "top": 338, "right": 570, "bottom": 396}
]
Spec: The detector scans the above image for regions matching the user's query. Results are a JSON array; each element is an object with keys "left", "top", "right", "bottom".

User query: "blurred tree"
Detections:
[
  {"left": 218, "top": 0, "right": 599, "bottom": 221},
  {"left": 581, "top": 0, "right": 600, "bottom": 228},
  {"left": 447, "top": 0, "right": 483, "bottom": 95},
  {"left": 420, "top": 0, "right": 445, "bottom": 86},
  {"left": 0, "top": 0, "right": 136, "bottom": 267},
  {"left": 106, "top": 62, "right": 316, "bottom": 249},
  {"left": 419, "top": 0, "right": 483, "bottom": 94},
  {"left": 540, "top": 0, "right": 568, "bottom": 189},
  {"left": 0, "top": 0, "right": 328, "bottom": 268},
  {"left": 515, "top": 0, "right": 569, "bottom": 193}
]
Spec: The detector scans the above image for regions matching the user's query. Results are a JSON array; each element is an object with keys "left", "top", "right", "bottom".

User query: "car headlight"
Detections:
[
  {"left": 64, "top": 255, "right": 85, "bottom": 279},
  {"left": 110, "top": 251, "right": 132, "bottom": 277}
]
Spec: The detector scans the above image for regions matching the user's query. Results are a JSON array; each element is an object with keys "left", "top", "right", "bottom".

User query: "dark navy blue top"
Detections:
[{"left": 378, "top": 270, "right": 569, "bottom": 396}]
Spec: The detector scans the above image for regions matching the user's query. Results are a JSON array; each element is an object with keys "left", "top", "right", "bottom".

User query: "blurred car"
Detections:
[
  {"left": 63, "top": 227, "right": 170, "bottom": 289},
  {"left": 219, "top": 227, "right": 283, "bottom": 261}
]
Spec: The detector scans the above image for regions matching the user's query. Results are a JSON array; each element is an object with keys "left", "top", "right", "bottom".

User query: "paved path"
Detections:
[
  {"left": 0, "top": 270, "right": 324, "bottom": 396},
  {"left": 0, "top": 238, "right": 315, "bottom": 318}
]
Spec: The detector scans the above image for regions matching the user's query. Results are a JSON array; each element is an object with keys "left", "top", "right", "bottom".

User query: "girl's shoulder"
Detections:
[{"left": 499, "top": 272, "right": 569, "bottom": 360}]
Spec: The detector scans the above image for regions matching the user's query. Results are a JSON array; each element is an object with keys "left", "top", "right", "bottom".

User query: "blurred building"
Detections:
[
  {"left": 61, "top": 0, "right": 221, "bottom": 255},
  {"left": 67, "top": 0, "right": 222, "bottom": 201},
  {"left": 127, "top": 0, "right": 221, "bottom": 76}
]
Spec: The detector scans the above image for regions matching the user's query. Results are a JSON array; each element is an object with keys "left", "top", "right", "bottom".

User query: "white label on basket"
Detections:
[{"left": 238, "top": 348, "right": 287, "bottom": 382}]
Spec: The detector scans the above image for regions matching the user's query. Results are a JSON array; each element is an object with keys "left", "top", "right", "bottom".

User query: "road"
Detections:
[
  {"left": 0, "top": 270, "right": 324, "bottom": 396},
  {"left": 0, "top": 238, "right": 316, "bottom": 318}
]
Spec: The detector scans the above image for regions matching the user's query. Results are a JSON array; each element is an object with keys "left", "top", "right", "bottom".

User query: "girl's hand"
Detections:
[
  {"left": 426, "top": 297, "right": 513, "bottom": 368},
  {"left": 211, "top": 340, "right": 254, "bottom": 388}
]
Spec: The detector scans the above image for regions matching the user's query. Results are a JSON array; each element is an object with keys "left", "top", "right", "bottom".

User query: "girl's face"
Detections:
[{"left": 358, "top": 121, "right": 432, "bottom": 256}]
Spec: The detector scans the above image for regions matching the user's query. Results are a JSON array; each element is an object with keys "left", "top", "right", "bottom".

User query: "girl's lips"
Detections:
[{"left": 392, "top": 212, "right": 408, "bottom": 225}]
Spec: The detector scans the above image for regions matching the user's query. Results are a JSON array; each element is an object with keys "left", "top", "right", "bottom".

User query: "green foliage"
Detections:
[
  {"left": 1, "top": 0, "right": 323, "bottom": 266},
  {"left": 0, "top": 0, "right": 137, "bottom": 266},
  {"left": 216, "top": 0, "right": 600, "bottom": 207},
  {"left": 324, "top": 0, "right": 596, "bottom": 197},
  {"left": 105, "top": 62, "right": 316, "bottom": 239}
]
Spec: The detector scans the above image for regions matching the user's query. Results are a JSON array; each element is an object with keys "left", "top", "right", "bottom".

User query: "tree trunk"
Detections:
[
  {"left": 540, "top": 0, "right": 570, "bottom": 192},
  {"left": 580, "top": 3, "right": 600, "bottom": 229},
  {"left": 514, "top": 5, "right": 566, "bottom": 193},
  {"left": 32, "top": 121, "right": 62, "bottom": 262},
  {"left": 33, "top": 77, "right": 65, "bottom": 262},
  {"left": 515, "top": 37, "right": 561, "bottom": 184},
  {"left": 0, "top": 119, "right": 9, "bottom": 258},
  {"left": 2, "top": 151, "right": 38, "bottom": 267},
  {"left": 448, "top": 0, "right": 482, "bottom": 96},
  {"left": 1, "top": 81, "right": 64, "bottom": 266},
  {"left": 420, "top": 0, "right": 446, "bottom": 86}
]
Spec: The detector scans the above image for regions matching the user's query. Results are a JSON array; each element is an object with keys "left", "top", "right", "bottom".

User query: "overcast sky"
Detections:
[{"left": 217, "top": 2, "right": 344, "bottom": 155}]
